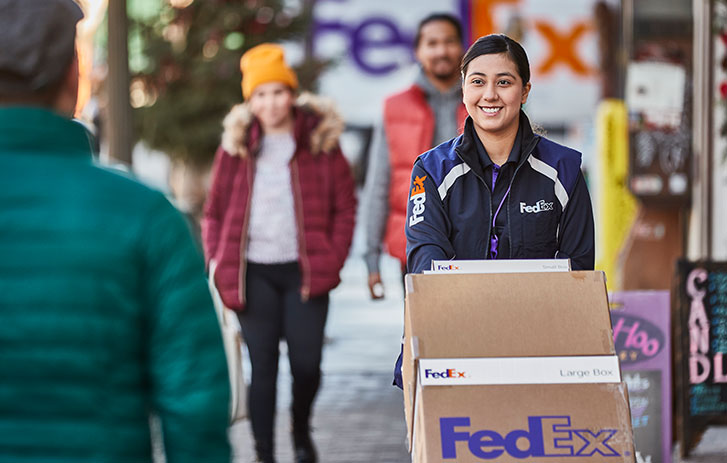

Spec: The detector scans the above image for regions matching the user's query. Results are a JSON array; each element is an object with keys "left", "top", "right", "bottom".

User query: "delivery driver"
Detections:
[
  {"left": 394, "top": 34, "right": 595, "bottom": 388},
  {"left": 405, "top": 33, "right": 595, "bottom": 274}
]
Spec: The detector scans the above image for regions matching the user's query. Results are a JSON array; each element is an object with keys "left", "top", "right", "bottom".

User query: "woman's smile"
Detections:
[{"left": 479, "top": 106, "right": 502, "bottom": 115}]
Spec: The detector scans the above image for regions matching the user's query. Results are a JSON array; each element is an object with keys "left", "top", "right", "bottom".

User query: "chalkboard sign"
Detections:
[
  {"left": 610, "top": 291, "right": 671, "bottom": 463},
  {"left": 674, "top": 261, "right": 727, "bottom": 457}
]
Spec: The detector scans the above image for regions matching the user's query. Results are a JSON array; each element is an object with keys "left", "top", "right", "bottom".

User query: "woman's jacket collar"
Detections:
[{"left": 455, "top": 110, "right": 540, "bottom": 176}]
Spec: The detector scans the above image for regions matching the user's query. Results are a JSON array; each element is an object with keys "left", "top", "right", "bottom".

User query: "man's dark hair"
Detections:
[
  {"left": 0, "top": 67, "right": 68, "bottom": 106},
  {"left": 0, "top": 0, "right": 82, "bottom": 107},
  {"left": 461, "top": 34, "right": 531, "bottom": 84},
  {"left": 414, "top": 13, "right": 463, "bottom": 49}
]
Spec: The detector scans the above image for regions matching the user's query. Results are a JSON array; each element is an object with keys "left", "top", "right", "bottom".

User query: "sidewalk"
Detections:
[
  {"left": 228, "top": 216, "right": 727, "bottom": 463},
  {"left": 677, "top": 429, "right": 727, "bottom": 463},
  {"left": 230, "top": 236, "right": 410, "bottom": 462}
]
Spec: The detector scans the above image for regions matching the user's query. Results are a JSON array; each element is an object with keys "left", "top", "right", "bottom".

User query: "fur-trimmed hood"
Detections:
[{"left": 220, "top": 92, "right": 345, "bottom": 158}]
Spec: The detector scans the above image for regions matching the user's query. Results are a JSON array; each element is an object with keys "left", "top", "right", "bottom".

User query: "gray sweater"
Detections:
[{"left": 362, "top": 69, "right": 463, "bottom": 273}]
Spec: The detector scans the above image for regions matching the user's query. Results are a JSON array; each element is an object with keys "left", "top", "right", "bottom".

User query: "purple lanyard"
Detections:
[{"left": 489, "top": 165, "right": 511, "bottom": 259}]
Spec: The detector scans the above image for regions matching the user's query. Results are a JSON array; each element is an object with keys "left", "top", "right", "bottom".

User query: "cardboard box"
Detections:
[{"left": 403, "top": 271, "right": 635, "bottom": 462}]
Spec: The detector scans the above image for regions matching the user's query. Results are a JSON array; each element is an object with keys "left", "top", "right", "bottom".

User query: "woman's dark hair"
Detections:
[
  {"left": 414, "top": 13, "right": 463, "bottom": 48},
  {"left": 461, "top": 34, "right": 530, "bottom": 84}
]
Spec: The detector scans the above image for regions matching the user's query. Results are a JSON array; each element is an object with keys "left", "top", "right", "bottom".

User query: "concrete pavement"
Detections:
[
  {"left": 229, "top": 233, "right": 410, "bottom": 462},
  {"left": 228, "top": 211, "right": 727, "bottom": 463},
  {"left": 677, "top": 427, "right": 727, "bottom": 463}
]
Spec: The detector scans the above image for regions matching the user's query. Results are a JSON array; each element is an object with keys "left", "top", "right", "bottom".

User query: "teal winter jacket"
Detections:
[{"left": 0, "top": 107, "right": 231, "bottom": 463}]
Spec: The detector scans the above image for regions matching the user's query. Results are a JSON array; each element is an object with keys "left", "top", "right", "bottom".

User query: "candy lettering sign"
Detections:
[
  {"left": 684, "top": 266, "right": 727, "bottom": 400},
  {"left": 675, "top": 261, "right": 727, "bottom": 457}
]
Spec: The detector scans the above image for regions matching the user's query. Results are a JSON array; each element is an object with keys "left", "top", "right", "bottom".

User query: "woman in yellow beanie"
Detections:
[{"left": 202, "top": 43, "right": 356, "bottom": 463}]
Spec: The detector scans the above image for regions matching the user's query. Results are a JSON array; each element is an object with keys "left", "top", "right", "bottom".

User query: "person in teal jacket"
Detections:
[{"left": 0, "top": 1, "right": 231, "bottom": 462}]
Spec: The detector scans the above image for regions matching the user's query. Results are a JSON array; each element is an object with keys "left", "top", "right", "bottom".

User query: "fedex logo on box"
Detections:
[
  {"left": 424, "top": 368, "right": 466, "bottom": 379},
  {"left": 440, "top": 416, "right": 621, "bottom": 459},
  {"left": 434, "top": 264, "right": 461, "bottom": 271}
]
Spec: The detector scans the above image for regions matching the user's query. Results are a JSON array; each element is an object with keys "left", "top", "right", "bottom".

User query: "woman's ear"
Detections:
[
  {"left": 521, "top": 82, "right": 532, "bottom": 105},
  {"left": 461, "top": 73, "right": 467, "bottom": 105}
]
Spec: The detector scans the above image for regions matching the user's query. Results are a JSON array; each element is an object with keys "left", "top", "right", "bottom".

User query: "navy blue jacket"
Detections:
[
  {"left": 405, "top": 112, "right": 595, "bottom": 273},
  {"left": 393, "top": 113, "right": 594, "bottom": 389}
]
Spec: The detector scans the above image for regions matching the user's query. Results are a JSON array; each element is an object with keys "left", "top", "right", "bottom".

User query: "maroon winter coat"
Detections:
[{"left": 202, "top": 93, "right": 356, "bottom": 311}]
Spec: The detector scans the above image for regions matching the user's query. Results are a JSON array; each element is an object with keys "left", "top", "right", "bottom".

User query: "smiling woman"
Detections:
[
  {"left": 462, "top": 53, "right": 531, "bottom": 164},
  {"left": 404, "top": 34, "right": 595, "bottom": 274}
]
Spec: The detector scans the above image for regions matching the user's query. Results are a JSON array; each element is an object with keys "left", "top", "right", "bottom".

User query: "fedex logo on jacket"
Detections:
[
  {"left": 520, "top": 199, "right": 554, "bottom": 214},
  {"left": 409, "top": 175, "right": 427, "bottom": 227}
]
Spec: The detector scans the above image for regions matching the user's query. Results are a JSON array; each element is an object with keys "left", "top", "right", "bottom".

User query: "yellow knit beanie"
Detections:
[{"left": 240, "top": 43, "right": 299, "bottom": 99}]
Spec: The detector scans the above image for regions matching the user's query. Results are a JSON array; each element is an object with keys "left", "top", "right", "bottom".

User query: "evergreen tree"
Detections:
[{"left": 129, "top": 0, "right": 318, "bottom": 165}]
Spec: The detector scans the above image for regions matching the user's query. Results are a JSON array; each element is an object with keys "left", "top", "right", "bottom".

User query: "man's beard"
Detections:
[
  {"left": 428, "top": 57, "right": 459, "bottom": 82},
  {"left": 431, "top": 68, "right": 459, "bottom": 82}
]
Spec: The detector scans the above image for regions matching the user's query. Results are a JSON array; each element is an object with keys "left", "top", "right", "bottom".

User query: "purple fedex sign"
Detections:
[
  {"left": 314, "top": 16, "right": 414, "bottom": 76},
  {"left": 313, "top": 0, "right": 473, "bottom": 76},
  {"left": 609, "top": 291, "right": 671, "bottom": 463},
  {"left": 308, "top": 0, "right": 600, "bottom": 127}
]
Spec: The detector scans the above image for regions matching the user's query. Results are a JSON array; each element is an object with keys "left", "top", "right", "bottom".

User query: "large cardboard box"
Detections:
[{"left": 403, "top": 271, "right": 635, "bottom": 462}]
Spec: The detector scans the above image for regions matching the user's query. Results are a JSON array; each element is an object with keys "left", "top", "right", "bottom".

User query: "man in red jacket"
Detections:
[{"left": 362, "top": 13, "right": 467, "bottom": 298}]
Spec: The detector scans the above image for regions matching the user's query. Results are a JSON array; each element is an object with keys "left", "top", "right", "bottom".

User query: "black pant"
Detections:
[{"left": 238, "top": 262, "right": 329, "bottom": 456}]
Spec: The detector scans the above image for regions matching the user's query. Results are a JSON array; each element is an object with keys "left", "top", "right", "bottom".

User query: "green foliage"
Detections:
[{"left": 129, "top": 0, "right": 315, "bottom": 165}]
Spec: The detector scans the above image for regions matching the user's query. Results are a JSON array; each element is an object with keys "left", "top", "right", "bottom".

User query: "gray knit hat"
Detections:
[{"left": 0, "top": 0, "right": 84, "bottom": 94}]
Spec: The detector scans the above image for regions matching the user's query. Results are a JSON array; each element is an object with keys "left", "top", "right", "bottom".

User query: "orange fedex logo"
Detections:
[
  {"left": 424, "top": 368, "right": 467, "bottom": 379},
  {"left": 410, "top": 175, "right": 427, "bottom": 198},
  {"left": 464, "top": 0, "right": 596, "bottom": 78},
  {"left": 434, "top": 264, "right": 461, "bottom": 271},
  {"left": 409, "top": 175, "right": 427, "bottom": 227}
]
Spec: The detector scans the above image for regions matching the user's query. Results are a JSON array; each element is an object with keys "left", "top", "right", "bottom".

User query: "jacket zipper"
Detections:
[
  {"left": 238, "top": 160, "right": 255, "bottom": 306},
  {"left": 290, "top": 159, "right": 311, "bottom": 301},
  {"left": 454, "top": 150, "right": 494, "bottom": 251},
  {"left": 504, "top": 137, "right": 540, "bottom": 257},
  {"left": 455, "top": 135, "right": 540, "bottom": 258}
]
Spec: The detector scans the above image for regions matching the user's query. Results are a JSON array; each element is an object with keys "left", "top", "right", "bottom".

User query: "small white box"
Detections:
[{"left": 426, "top": 259, "right": 571, "bottom": 274}]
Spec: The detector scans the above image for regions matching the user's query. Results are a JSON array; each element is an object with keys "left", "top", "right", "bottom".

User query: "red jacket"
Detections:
[
  {"left": 202, "top": 93, "right": 356, "bottom": 310},
  {"left": 382, "top": 85, "right": 467, "bottom": 264}
]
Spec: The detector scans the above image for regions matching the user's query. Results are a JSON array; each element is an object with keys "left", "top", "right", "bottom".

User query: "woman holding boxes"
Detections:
[{"left": 405, "top": 34, "right": 595, "bottom": 274}]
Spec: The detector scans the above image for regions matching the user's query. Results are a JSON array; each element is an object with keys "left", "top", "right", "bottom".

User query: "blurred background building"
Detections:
[{"left": 71, "top": 0, "right": 726, "bottom": 293}]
